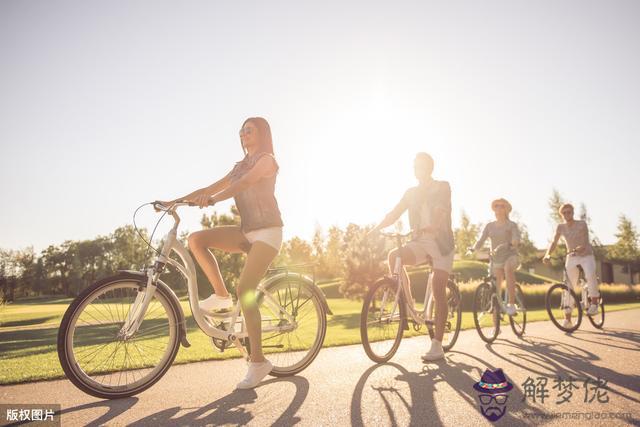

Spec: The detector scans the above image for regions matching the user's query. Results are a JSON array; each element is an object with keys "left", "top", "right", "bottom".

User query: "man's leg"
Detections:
[
  {"left": 582, "top": 255, "right": 600, "bottom": 303},
  {"left": 565, "top": 257, "right": 581, "bottom": 321},
  {"left": 430, "top": 269, "right": 450, "bottom": 342}
]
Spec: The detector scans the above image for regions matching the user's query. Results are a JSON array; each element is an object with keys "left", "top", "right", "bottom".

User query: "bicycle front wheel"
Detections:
[
  {"left": 442, "top": 280, "right": 462, "bottom": 351},
  {"left": 587, "top": 295, "right": 605, "bottom": 329},
  {"left": 258, "top": 277, "right": 327, "bottom": 376},
  {"left": 545, "top": 283, "right": 581, "bottom": 333},
  {"left": 473, "top": 282, "right": 500, "bottom": 343},
  {"left": 57, "top": 274, "right": 181, "bottom": 399},
  {"left": 360, "top": 277, "right": 406, "bottom": 363},
  {"left": 509, "top": 284, "right": 527, "bottom": 337}
]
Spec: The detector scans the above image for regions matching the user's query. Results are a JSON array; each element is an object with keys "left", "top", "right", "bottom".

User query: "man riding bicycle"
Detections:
[
  {"left": 369, "top": 152, "right": 455, "bottom": 361},
  {"left": 543, "top": 203, "right": 600, "bottom": 327}
]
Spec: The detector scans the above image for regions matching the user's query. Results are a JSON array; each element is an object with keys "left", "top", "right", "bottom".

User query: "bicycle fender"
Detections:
[{"left": 117, "top": 270, "right": 191, "bottom": 348}]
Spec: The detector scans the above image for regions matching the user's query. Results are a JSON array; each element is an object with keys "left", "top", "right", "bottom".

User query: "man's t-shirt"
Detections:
[{"left": 401, "top": 179, "right": 454, "bottom": 255}]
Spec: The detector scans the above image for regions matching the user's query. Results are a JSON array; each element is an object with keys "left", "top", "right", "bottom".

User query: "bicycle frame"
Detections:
[
  {"left": 120, "top": 204, "right": 296, "bottom": 351},
  {"left": 390, "top": 248, "right": 434, "bottom": 325}
]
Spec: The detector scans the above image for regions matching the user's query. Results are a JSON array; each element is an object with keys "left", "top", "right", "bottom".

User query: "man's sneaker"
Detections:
[
  {"left": 562, "top": 319, "right": 573, "bottom": 329},
  {"left": 587, "top": 304, "right": 599, "bottom": 316},
  {"left": 505, "top": 304, "right": 517, "bottom": 316},
  {"left": 421, "top": 339, "right": 445, "bottom": 362},
  {"left": 236, "top": 360, "right": 273, "bottom": 389},
  {"left": 200, "top": 294, "right": 233, "bottom": 313}
]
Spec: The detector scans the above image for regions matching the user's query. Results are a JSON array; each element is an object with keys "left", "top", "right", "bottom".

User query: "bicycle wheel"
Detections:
[
  {"left": 442, "top": 280, "right": 462, "bottom": 351},
  {"left": 473, "top": 282, "right": 500, "bottom": 343},
  {"left": 509, "top": 284, "right": 527, "bottom": 337},
  {"left": 545, "top": 283, "right": 582, "bottom": 333},
  {"left": 258, "top": 277, "right": 327, "bottom": 376},
  {"left": 587, "top": 295, "right": 605, "bottom": 329},
  {"left": 57, "top": 275, "right": 181, "bottom": 399},
  {"left": 361, "top": 277, "right": 406, "bottom": 363}
]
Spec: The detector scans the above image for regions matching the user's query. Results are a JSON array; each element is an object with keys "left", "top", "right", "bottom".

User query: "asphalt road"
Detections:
[{"left": 2, "top": 309, "right": 639, "bottom": 426}]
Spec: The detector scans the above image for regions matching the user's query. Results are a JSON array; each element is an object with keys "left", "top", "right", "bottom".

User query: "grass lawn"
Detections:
[{"left": 1, "top": 296, "right": 639, "bottom": 385}]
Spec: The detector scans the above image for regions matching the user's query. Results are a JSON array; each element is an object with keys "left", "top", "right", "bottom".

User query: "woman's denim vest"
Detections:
[{"left": 230, "top": 152, "right": 284, "bottom": 233}]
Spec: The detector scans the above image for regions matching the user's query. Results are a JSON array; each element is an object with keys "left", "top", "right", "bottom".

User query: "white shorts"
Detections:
[
  {"left": 243, "top": 226, "right": 283, "bottom": 252},
  {"left": 404, "top": 238, "right": 454, "bottom": 273}
]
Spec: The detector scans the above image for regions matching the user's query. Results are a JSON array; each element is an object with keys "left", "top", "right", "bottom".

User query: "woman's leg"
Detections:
[
  {"left": 504, "top": 258, "right": 517, "bottom": 305},
  {"left": 187, "top": 226, "right": 247, "bottom": 297},
  {"left": 236, "top": 241, "right": 279, "bottom": 363},
  {"left": 494, "top": 268, "right": 505, "bottom": 306}
]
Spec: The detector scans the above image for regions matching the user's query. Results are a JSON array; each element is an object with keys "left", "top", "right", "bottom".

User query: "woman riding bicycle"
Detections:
[
  {"left": 369, "top": 152, "right": 455, "bottom": 361},
  {"left": 470, "top": 198, "right": 521, "bottom": 317},
  {"left": 543, "top": 203, "right": 600, "bottom": 326},
  {"left": 156, "top": 117, "right": 283, "bottom": 389}
]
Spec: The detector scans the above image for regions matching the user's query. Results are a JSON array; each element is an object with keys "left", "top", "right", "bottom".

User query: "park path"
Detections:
[{"left": 2, "top": 309, "right": 639, "bottom": 426}]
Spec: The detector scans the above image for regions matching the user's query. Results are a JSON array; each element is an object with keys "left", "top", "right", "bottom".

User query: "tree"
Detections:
[
  {"left": 608, "top": 215, "right": 640, "bottom": 283},
  {"left": 548, "top": 188, "right": 565, "bottom": 227},
  {"left": 578, "top": 203, "right": 606, "bottom": 259},
  {"left": 515, "top": 223, "right": 539, "bottom": 268},
  {"left": 341, "top": 224, "right": 387, "bottom": 300},
  {"left": 454, "top": 211, "right": 479, "bottom": 259}
]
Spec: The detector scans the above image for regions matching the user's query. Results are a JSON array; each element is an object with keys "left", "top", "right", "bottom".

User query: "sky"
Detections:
[{"left": 1, "top": 0, "right": 639, "bottom": 253}]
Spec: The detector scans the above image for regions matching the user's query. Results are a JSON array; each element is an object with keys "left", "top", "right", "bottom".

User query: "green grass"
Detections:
[{"left": 1, "top": 293, "right": 640, "bottom": 385}]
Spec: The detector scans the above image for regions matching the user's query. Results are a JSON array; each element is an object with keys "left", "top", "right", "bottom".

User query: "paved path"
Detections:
[{"left": 2, "top": 309, "right": 639, "bottom": 426}]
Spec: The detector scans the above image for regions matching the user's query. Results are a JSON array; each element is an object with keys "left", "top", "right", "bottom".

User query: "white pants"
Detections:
[{"left": 566, "top": 254, "right": 599, "bottom": 298}]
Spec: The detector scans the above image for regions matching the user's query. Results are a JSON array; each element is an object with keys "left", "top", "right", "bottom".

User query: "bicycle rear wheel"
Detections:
[
  {"left": 473, "top": 282, "right": 500, "bottom": 343},
  {"left": 258, "top": 277, "right": 327, "bottom": 376},
  {"left": 57, "top": 274, "right": 180, "bottom": 399},
  {"left": 361, "top": 277, "right": 406, "bottom": 363},
  {"left": 509, "top": 284, "right": 527, "bottom": 337},
  {"left": 545, "top": 283, "right": 582, "bottom": 333},
  {"left": 442, "top": 280, "right": 462, "bottom": 351}
]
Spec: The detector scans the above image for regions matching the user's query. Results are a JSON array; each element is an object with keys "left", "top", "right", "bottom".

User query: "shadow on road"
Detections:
[
  {"left": 350, "top": 352, "right": 533, "bottom": 426},
  {"left": 128, "top": 375, "right": 309, "bottom": 426},
  {"left": 572, "top": 327, "right": 640, "bottom": 352},
  {"left": 485, "top": 333, "right": 640, "bottom": 405},
  {"left": 58, "top": 397, "right": 138, "bottom": 427}
]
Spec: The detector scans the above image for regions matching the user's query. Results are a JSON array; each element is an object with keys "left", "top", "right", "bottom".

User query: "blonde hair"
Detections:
[{"left": 558, "top": 203, "right": 574, "bottom": 215}]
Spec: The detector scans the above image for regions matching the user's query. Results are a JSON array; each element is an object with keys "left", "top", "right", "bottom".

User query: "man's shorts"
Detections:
[{"left": 404, "top": 238, "right": 454, "bottom": 273}]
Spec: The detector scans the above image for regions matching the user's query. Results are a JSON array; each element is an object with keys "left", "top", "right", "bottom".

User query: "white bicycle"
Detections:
[{"left": 57, "top": 202, "right": 330, "bottom": 399}]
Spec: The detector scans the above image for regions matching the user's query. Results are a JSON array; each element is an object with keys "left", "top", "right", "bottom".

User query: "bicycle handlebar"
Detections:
[{"left": 152, "top": 199, "right": 214, "bottom": 212}]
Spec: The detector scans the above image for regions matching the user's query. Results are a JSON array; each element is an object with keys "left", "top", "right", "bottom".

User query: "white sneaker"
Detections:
[
  {"left": 505, "top": 304, "right": 517, "bottom": 316},
  {"left": 421, "top": 339, "right": 445, "bottom": 362},
  {"left": 587, "top": 304, "right": 599, "bottom": 316},
  {"left": 562, "top": 319, "right": 573, "bottom": 329},
  {"left": 200, "top": 294, "right": 233, "bottom": 313},
  {"left": 236, "top": 360, "right": 273, "bottom": 389}
]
